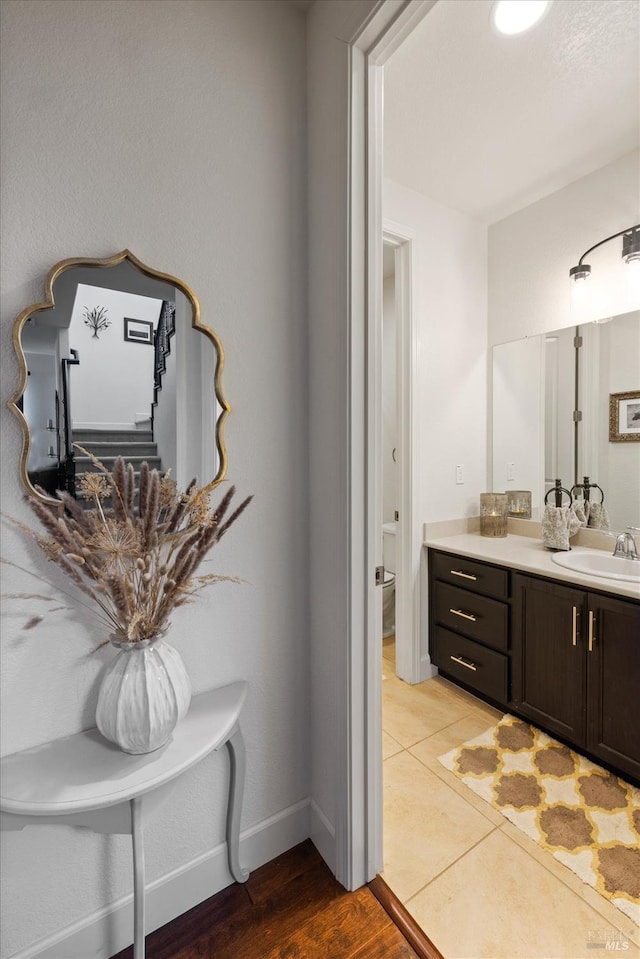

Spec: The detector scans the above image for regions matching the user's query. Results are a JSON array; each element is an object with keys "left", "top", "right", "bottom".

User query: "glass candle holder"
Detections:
[
  {"left": 507, "top": 490, "right": 532, "bottom": 519},
  {"left": 480, "top": 493, "right": 508, "bottom": 537}
]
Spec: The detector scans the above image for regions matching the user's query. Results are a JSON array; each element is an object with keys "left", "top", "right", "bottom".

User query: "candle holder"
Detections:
[
  {"left": 480, "top": 493, "right": 508, "bottom": 537},
  {"left": 507, "top": 490, "right": 532, "bottom": 519}
]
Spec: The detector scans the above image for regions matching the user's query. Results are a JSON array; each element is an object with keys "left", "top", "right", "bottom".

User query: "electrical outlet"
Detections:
[{"left": 455, "top": 464, "right": 464, "bottom": 485}]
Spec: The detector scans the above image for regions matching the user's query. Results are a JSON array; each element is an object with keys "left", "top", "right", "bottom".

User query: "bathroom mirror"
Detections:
[
  {"left": 492, "top": 310, "right": 640, "bottom": 531},
  {"left": 9, "top": 250, "right": 230, "bottom": 508}
]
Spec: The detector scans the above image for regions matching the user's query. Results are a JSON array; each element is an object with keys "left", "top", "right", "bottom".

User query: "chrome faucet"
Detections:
[{"left": 612, "top": 532, "right": 639, "bottom": 559}]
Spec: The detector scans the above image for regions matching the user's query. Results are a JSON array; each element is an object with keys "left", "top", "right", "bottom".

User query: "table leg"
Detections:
[
  {"left": 131, "top": 797, "right": 146, "bottom": 959},
  {"left": 226, "top": 725, "right": 249, "bottom": 882}
]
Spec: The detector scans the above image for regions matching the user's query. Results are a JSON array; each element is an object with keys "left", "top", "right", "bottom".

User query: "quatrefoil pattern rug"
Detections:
[{"left": 439, "top": 715, "right": 640, "bottom": 925}]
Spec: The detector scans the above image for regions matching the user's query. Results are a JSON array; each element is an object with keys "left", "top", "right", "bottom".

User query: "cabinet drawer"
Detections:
[
  {"left": 433, "top": 582, "right": 508, "bottom": 651},
  {"left": 432, "top": 626, "right": 508, "bottom": 704},
  {"left": 431, "top": 551, "right": 509, "bottom": 599}
]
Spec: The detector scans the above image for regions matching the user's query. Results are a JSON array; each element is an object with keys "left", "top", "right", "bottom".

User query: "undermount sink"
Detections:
[{"left": 551, "top": 549, "right": 640, "bottom": 583}]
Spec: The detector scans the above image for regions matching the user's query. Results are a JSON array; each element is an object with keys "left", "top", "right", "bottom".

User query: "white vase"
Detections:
[{"left": 96, "top": 636, "right": 192, "bottom": 754}]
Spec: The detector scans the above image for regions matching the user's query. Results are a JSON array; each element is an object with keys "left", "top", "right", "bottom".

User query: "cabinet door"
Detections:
[
  {"left": 512, "top": 574, "right": 586, "bottom": 745},
  {"left": 586, "top": 594, "right": 640, "bottom": 783}
]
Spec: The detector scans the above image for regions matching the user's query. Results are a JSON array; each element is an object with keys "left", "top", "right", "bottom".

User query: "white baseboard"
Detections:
[
  {"left": 310, "top": 799, "right": 336, "bottom": 876},
  {"left": 420, "top": 658, "right": 438, "bottom": 682},
  {"left": 16, "top": 799, "right": 311, "bottom": 959}
]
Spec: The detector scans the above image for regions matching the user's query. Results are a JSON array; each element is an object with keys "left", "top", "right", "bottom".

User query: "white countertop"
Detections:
[{"left": 424, "top": 533, "right": 640, "bottom": 600}]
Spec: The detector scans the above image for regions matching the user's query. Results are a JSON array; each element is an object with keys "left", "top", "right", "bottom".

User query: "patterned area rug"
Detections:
[{"left": 439, "top": 715, "right": 640, "bottom": 925}]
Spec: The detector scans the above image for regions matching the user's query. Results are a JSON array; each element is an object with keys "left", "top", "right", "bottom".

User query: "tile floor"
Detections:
[{"left": 381, "top": 637, "right": 640, "bottom": 959}]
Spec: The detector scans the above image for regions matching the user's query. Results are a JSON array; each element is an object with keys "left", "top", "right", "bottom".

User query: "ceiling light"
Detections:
[
  {"left": 569, "top": 224, "right": 640, "bottom": 291},
  {"left": 491, "top": 0, "right": 550, "bottom": 36},
  {"left": 569, "top": 264, "right": 591, "bottom": 283}
]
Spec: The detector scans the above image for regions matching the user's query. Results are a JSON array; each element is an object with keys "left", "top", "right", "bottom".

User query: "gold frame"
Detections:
[
  {"left": 608, "top": 389, "right": 640, "bottom": 443},
  {"left": 8, "top": 249, "right": 231, "bottom": 509}
]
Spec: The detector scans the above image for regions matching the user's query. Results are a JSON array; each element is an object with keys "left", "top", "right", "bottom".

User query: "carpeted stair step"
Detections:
[
  {"left": 75, "top": 455, "right": 162, "bottom": 474},
  {"left": 73, "top": 441, "right": 159, "bottom": 458},
  {"left": 73, "top": 429, "right": 153, "bottom": 445}
]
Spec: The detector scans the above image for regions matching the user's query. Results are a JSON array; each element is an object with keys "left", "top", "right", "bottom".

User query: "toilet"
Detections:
[{"left": 382, "top": 522, "right": 396, "bottom": 638}]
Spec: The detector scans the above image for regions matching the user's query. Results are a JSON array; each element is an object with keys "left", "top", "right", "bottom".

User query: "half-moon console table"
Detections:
[{"left": 0, "top": 681, "right": 249, "bottom": 959}]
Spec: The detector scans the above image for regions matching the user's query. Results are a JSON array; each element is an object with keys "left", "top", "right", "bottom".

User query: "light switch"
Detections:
[
  {"left": 456, "top": 464, "right": 464, "bottom": 485},
  {"left": 507, "top": 462, "right": 515, "bottom": 481}
]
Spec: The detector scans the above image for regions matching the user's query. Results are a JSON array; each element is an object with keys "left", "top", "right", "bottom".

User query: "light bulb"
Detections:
[
  {"left": 491, "top": 0, "right": 550, "bottom": 36},
  {"left": 571, "top": 275, "right": 589, "bottom": 302},
  {"left": 627, "top": 256, "right": 640, "bottom": 287}
]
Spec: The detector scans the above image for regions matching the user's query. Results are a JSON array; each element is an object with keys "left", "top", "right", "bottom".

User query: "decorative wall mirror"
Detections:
[{"left": 8, "top": 250, "right": 230, "bottom": 508}]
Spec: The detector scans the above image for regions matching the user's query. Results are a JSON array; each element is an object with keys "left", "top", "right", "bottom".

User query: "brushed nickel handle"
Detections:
[
  {"left": 588, "top": 610, "right": 596, "bottom": 652},
  {"left": 449, "top": 608, "right": 477, "bottom": 622},
  {"left": 572, "top": 605, "right": 578, "bottom": 646},
  {"left": 450, "top": 655, "right": 477, "bottom": 672},
  {"left": 450, "top": 569, "right": 477, "bottom": 581}
]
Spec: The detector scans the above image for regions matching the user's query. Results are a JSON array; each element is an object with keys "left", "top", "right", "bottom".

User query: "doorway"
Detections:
[
  {"left": 380, "top": 229, "right": 420, "bottom": 685},
  {"left": 354, "top": 4, "right": 640, "bottom": 954},
  {"left": 381, "top": 241, "right": 398, "bottom": 654}
]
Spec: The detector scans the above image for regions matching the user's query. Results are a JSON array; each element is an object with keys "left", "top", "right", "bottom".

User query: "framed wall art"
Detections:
[
  {"left": 609, "top": 390, "right": 640, "bottom": 442},
  {"left": 124, "top": 317, "right": 154, "bottom": 345}
]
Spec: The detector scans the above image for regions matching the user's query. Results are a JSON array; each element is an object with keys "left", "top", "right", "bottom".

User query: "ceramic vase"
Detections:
[{"left": 96, "top": 636, "right": 191, "bottom": 754}]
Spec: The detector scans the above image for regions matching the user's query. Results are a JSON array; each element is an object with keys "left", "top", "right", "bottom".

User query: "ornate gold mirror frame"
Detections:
[{"left": 8, "top": 249, "right": 230, "bottom": 510}]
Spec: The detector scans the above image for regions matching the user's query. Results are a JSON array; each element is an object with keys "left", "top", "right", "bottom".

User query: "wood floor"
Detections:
[{"left": 111, "top": 840, "right": 441, "bottom": 959}]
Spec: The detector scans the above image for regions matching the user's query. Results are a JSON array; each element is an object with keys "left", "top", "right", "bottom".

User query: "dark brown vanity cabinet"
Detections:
[
  {"left": 428, "top": 549, "right": 640, "bottom": 784},
  {"left": 428, "top": 550, "right": 510, "bottom": 708},
  {"left": 510, "top": 576, "right": 587, "bottom": 745},
  {"left": 512, "top": 574, "right": 640, "bottom": 783}
]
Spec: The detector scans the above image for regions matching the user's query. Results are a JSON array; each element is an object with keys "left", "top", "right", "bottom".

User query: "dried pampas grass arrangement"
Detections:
[{"left": 4, "top": 448, "right": 252, "bottom": 644}]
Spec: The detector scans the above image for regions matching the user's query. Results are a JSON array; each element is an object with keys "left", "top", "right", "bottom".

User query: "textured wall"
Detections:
[
  {"left": 0, "top": 0, "right": 309, "bottom": 955},
  {"left": 383, "top": 178, "right": 489, "bottom": 524},
  {"left": 488, "top": 152, "right": 640, "bottom": 346}
]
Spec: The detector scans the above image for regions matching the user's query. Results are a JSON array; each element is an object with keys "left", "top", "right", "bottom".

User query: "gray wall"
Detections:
[{"left": 0, "top": 0, "right": 309, "bottom": 955}]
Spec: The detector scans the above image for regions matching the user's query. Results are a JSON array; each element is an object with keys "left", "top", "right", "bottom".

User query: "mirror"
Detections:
[
  {"left": 492, "top": 310, "right": 640, "bottom": 531},
  {"left": 9, "top": 250, "right": 229, "bottom": 507}
]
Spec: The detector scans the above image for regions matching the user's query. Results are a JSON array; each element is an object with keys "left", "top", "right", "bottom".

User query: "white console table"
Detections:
[{"left": 0, "top": 681, "right": 249, "bottom": 959}]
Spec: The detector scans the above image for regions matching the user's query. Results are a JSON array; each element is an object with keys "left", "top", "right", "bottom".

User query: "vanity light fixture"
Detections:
[
  {"left": 490, "top": 0, "right": 551, "bottom": 36},
  {"left": 623, "top": 227, "right": 640, "bottom": 285},
  {"left": 569, "top": 224, "right": 640, "bottom": 289}
]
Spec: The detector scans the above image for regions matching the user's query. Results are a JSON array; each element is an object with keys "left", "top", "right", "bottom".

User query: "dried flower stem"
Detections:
[{"left": 3, "top": 456, "right": 252, "bottom": 643}]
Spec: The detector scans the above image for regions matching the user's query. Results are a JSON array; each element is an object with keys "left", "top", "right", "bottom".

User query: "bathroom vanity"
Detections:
[{"left": 426, "top": 534, "right": 640, "bottom": 784}]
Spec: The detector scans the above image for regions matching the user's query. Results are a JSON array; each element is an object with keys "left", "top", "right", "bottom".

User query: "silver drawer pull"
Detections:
[
  {"left": 450, "top": 569, "right": 477, "bottom": 581},
  {"left": 450, "top": 655, "right": 477, "bottom": 672},
  {"left": 449, "top": 607, "right": 477, "bottom": 622}
]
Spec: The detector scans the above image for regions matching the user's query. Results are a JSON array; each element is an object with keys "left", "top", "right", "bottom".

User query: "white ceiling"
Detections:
[{"left": 383, "top": 0, "right": 640, "bottom": 224}]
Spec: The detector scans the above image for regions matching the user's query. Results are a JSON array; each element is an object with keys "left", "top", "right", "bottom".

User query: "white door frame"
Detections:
[
  {"left": 382, "top": 225, "right": 420, "bottom": 686},
  {"left": 342, "top": 0, "right": 436, "bottom": 886}
]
